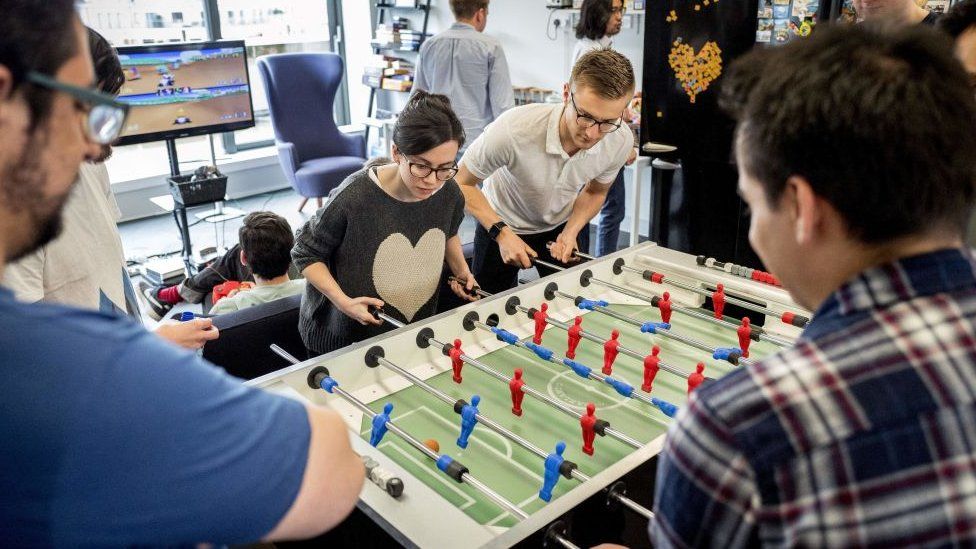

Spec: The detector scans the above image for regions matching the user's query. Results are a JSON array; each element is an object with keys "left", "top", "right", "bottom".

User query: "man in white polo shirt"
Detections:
[{"left": 457, "top": 48, "right": 635, "bottom": 293}]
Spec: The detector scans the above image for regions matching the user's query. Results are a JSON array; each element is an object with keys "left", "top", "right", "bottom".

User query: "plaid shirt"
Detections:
[{"left": 650, "top": 248, "right": 976, "bottom": 547}]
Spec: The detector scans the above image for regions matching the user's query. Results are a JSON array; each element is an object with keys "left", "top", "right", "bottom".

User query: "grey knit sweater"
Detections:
[{"left": 292, "top": 168, "right": 465, "bottom": 355}]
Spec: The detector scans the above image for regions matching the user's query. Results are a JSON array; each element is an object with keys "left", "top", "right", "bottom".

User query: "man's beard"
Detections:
[{"left": 0, "top": 127, "right": 71, "bottom": 262}]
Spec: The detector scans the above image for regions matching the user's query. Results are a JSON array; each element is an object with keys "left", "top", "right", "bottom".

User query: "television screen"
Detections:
[{"left": 115, "top": 40, "right": 255, "bottom": 145}]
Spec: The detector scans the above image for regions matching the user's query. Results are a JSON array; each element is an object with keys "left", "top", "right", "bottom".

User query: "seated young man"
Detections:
[
  {"left": 650, "top": 24, "right": 976, "bottom": 546},
  {"left": 141, "top": 216, "right": 300, "bottom": 320},
  {"left": 209, "top": 212, "right": 305, "bottom": 315}
]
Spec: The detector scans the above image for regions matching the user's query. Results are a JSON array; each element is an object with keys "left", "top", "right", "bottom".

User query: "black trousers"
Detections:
[{"left": 472, "top": 223, "right": 590, "bottom": 294}]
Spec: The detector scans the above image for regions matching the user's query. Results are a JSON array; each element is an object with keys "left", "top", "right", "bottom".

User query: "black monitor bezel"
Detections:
[{"left": 114, "top": 39, "right": 256, "bottom": 146}]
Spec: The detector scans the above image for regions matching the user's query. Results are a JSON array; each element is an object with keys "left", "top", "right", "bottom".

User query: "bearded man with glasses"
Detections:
[
  {"left": 4, "top": 28, "right": 216, "bottom": 350},
  {"left": 0, "top": 2, "right": 364, "bottom": 544},
  {"left": 456, "top": 48, "right": 636, "bottom": 293}
]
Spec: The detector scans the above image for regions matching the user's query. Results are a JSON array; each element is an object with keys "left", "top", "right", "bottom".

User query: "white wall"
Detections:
[{"left": 483, "top": 0, "right": 645, "bottom": 92}]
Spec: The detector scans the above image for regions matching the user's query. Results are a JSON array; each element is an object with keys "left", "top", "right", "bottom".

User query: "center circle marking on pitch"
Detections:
[{"left": 546, "top": 370, "right": 628, "bottom": 411}]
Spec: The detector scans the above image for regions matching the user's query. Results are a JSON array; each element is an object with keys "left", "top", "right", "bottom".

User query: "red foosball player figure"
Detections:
[
  {"left": 580, "top": 402, "right": 597, "bottom": 456},
  {"left": 713, "top": 284, "right": 726, "bottom": 319},
  {"left": 687, "top": 362, "right": 706, "bottom": 394},
  {"left": 642, "top": 345, "right": 661, "bottom": 393},
  {"left": 659, "top": 291, "right": 673, "bottom": 324},
  {"left": 566, "top": 316, "right": 583, "bottom": 359},
  {"left": 449, "top": 339, "right": 464, "bottom": 383},
  {"left": 533, "top": 303, "right": 548, "bottom": 345},
  {"left": 509, "top": 368, "right": 526, "bottom": 417},
  {"left": 737, "top": 317, "right": 753, "bottom": 358},
  {"left": 603, "top": 329, "right": 620, "bottom": 375}
]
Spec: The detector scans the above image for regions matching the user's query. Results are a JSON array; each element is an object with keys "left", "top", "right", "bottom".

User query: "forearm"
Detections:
[
  {"left": 562, "top": 185, "right": 610, "bottom": 238},
  {"left": 445, "top": 236, "right": 471, "bottom": 278},
  {"left": 301, "top": 262, "right": 348, "bottom": 306}
]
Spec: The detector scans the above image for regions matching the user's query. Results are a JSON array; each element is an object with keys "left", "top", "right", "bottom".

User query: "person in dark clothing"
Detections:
[{"left": 292, "top": 91, "right": 479, "bottom": 356}]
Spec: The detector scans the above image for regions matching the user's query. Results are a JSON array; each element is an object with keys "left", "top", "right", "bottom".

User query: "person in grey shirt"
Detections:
[
  {"left": 292, "top": 92, "right": 478, "bottom": 355},
  {"left": 414, "top": 0, "right": 514, "bottom": 149}
]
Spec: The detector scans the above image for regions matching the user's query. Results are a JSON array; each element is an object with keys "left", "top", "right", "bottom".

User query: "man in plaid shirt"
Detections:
[{"left": 649, "top": 24, "right": 976, "bottom": 547}]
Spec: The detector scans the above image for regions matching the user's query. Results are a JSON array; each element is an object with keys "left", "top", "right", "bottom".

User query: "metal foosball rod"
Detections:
[
  {"left": 447, "top": 277, "right": 707, "bottom": 382},
  {"left": 414, "top": 329, "right": 645, "bottom": 450},
  {"left": 301, "top": 364, "right": 531, "bottom": 522},
  {"left": 554, "top": 248, "right": 794, "bottom": 348},
  {"left": 543, "top": 281, "right": 753, "bottom": 367},
  {"left": 594, "top": 254, "right": 810, "bottom": 328},
  {"left": 361, "top": 340, "right": 653, "bottom": 521},
  {"left": 463, "top": 314, "right": 678, "bottom": 421},
  {"left": 372, "top": 308, "right": 645, "bottom": 449},
  {"left": 366, "top": 347, "right": 580, "bottom": 478},
  {"left": 272, "top": 348, "right": 638, "bottom": 540},
  {"left": 298, "top": 330, "right": 654, "bottom": 519}
]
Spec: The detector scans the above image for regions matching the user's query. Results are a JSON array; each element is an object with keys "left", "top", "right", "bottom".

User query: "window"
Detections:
[
  {"left": 79, "top": 0, "right": 209, "bottom": 46},
  {"left": 216, "top": 0, "right": 338, "bottom": 151},
  {"left": 78, "top": 0, "right": 349, "bottom": 182}
]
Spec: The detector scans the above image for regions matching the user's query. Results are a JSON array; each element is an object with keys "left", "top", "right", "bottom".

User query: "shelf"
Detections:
[
  {"left": 376, "top": 3, "right": 429, "bottom": 9},
  {"left": 546, "top": 7, "right": 646, "bottom": 14},
  {"left": 372, "top": 44, "right": 422, "bottom": 52}
]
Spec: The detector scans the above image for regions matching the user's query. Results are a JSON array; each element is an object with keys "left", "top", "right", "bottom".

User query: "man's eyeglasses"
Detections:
[
  {"left": 26, "top": 71, "right": 129, "bottom": 145},
  {"left": 403, "top": 157, "right": 459, "bottom": 181},
  {"left": 569, "top": 92, "right": 623, "bottom": 134}
]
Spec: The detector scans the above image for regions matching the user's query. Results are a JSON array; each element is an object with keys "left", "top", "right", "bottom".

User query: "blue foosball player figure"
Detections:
[
  {"left": 457, "top": 395, "right": 481, "bottom": 449},
  {"left": 370, "top": 402, "right": 394, "bottom": 447},
  {"left": 539, "top": 441, "right": 566, "bottom": 502}
]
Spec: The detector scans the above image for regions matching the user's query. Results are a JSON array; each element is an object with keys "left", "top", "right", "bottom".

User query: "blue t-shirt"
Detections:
[{"left": 0, "top": 287, "right": 311, "bottom": 546}]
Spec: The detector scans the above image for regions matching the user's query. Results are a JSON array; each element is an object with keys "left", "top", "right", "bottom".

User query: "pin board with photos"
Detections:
[
  {"left": 835, "top": 0, "right": 953, "bottom": 23},
  {"left": 756, "top": 0, "right": 820, "bottom": 44}
]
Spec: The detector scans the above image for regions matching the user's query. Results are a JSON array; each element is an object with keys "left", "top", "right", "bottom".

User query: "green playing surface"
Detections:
[{"left": 359, "top": 304, "right": 784, "bottom": 527}]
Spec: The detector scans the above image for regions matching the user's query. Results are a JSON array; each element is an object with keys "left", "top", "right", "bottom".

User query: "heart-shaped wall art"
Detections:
[
  {"left": 372, "top": 229, "right": 445, "bottom": 321},
  {"left": 668, "top": 40, "right": 723, "bottom": 104}
]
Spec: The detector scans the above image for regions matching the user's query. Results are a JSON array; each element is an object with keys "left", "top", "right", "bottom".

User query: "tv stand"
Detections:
[{"left": 165, "top": 138, "right": 195, "bottom": 275}]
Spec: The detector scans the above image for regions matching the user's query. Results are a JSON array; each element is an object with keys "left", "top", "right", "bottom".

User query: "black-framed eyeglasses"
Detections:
[
  {"left": 403, "top": 156, "right": 459, "bottom": 181},
  {"left": 569, "top": 92, "right": 623, "bottom": 134},
  {"left": 26, "top": 71, "right": 129, "bottom": 145}
]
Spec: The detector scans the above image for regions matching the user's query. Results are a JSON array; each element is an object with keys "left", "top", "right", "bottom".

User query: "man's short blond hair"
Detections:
[
  {"left": 450, "top": 0, "right": 489, "bottom": 19},
  {"left": 571, "top": 48, "right": 636, "bottom": 99}
]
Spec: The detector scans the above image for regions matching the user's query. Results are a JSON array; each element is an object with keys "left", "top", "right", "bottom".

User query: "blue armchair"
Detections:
[{"left": 257, "top": 52, "right": 366, "bottom": 211}]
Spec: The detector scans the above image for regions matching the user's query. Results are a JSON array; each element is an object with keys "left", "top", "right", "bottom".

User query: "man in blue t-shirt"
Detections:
[{"left": 0, "top": 2, "right": 363, "bottom": 545}]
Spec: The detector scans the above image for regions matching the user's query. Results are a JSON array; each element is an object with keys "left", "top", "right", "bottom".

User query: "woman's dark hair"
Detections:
[
  {"left": 938, "top": 0, "right": 976, "bottom": 38},
  {"left": 393, "top": 90, "right": 465, "bottom": 156},
  {"left": 87, "top": 28, "right": 124, "bottom": 96},
  {"left": 576, "top": 0, "right": 613, "bottom": 41},
  {"left": 0, "top": 0, "right": 77, "bottom": 127}
]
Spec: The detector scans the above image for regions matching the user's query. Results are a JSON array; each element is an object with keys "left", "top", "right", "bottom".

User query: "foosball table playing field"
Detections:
[{"left": 248, "top": 242, "right": 811, "bottom": 548}]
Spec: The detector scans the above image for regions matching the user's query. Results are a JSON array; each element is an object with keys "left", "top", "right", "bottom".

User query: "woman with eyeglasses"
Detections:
[{"left": 293, "top": 90, "right": 478, "bottom": 356}]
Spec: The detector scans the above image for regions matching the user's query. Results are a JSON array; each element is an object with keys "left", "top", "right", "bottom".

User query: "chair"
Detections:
[
  {"left": 257, "top": 53, "right": 366, "bottom": 212},
  {"left": 202, "top": 294, "right": 304, "bottom": 380}
]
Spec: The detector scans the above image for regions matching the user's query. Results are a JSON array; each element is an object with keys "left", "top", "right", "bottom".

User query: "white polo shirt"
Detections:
[{"left": 460, "top": 102, "right": 633, "bottom": 234}]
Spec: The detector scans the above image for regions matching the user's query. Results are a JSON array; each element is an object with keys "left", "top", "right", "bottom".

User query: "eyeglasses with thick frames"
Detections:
[
  {"left": 569, "top": 92, "right": 623, "bottom": 134},
  {"left": 26, "top": 71, "right": 129, "bottom": 145},
  {"left": 403, "top": 156, "right": 459, "bottom": 181}
]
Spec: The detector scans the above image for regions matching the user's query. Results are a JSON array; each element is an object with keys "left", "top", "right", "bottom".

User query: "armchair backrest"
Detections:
[{"left": 256, "top": 52, "right": 360, "bottom": 162}]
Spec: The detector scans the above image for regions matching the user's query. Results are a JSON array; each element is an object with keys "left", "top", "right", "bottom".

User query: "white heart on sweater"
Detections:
[{"left": 372, "top": 229, "right": 445, "bottom": 322}]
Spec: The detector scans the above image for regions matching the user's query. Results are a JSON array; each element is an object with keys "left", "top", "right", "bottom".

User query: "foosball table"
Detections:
[{"left": 247, "top": 242, "right": 811, "bottom": 548}]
